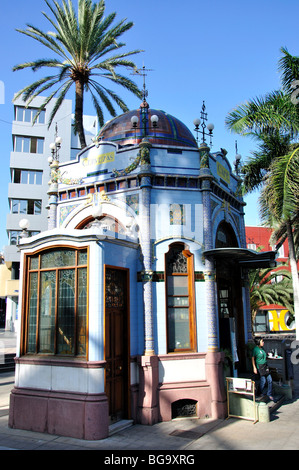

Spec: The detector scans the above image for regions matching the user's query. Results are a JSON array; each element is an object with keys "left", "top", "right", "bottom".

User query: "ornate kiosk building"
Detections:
[{"left": 9, "top": 99, "right": 276, "bottom": 439}]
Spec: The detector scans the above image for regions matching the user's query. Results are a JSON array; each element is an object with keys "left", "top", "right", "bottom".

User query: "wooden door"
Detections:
[{"left": 105, "top": 267, "right": 129, "bottom": 422}]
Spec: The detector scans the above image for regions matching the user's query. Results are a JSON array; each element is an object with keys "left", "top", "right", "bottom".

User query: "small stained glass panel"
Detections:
[
  {"left": 77, "top": 268, "right": 87, "bottom": 356},
  {"left": 39, "top": 271, "right": 56, "bottom": 353},
  {"left": 27, "top": 272, "right": 38, "bottom": 353},
  {"left": 30, "top": 256, "right": 39, "bottom": 270},
  {"left": 78, "top": 249, "right": 88, "bottom": 266},
  {"left": 41, "top": 249, "right": 76, "bottom": 268},
  {"left": 57, "top": 269, "right": 75, "bottom": 355}
]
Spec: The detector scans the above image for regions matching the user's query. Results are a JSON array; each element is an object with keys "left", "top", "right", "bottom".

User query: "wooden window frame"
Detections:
[
  {"left": 21, "top": 246, "right": 89, "bottom": 358},
  {"left": 165, "top": 243, "right": 197, "bottom": 353}
]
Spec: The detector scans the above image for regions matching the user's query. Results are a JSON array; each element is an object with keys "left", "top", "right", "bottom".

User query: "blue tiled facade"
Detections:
[{"left": 11, "top": 102, "right": 254, "bottom": 439}]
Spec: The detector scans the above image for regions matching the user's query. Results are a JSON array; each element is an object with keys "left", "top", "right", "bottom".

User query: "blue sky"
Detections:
[{"left": 0, "top": 0, "right": 298, "bottom": 251}]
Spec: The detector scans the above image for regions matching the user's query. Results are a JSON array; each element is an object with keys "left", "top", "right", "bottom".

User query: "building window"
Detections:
[
  {"left": 276, "top": 244, "right": 285, "bottom": 258},
  {"left": 80, "top": 215, "right": 126, "bottom": 234},
  {"left": 23, "top": 247, "right": 88, "bottom": 357},
  {"left": 14, "top": 136, "right": 44, "bottom": 154},
  {"left": 10, "top": 199, "right": 42, "bottom": 215},
  {"left": 165, "top": 243, "right": 196, "bottom": 353},
  {"left": 8, "top": 230, "right": 40, "bottom": 245},
  {"left": 12, "top": 169, "right": 43, "bottom": 185},
  {"left": 15, "top": 106, "right": 46, "bottom": 124},
  {"left": 253, "top": 311, "right": 268, "bottom": 333}
]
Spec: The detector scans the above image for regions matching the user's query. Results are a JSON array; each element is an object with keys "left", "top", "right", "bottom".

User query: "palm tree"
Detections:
[
  {"left": 249, "top": 265, "right": 294, "bottom": 326},
  {"left": 225, "top": 89, "right": 299, "bottom": 139},
  {"left": 13, "top": 0, "right": 143, "bottom": 148},
  {"left": 279, "top": 46, "right": 299, "bottom": 96},
  {"left": 225, "top": 89, "right": 299, "bottom": 193},
  {"left": 259, "top": 146, "right": 299, "bottom": 330},
  {"left": 226, "top": 47, "right": 299, "bottom": 336}
]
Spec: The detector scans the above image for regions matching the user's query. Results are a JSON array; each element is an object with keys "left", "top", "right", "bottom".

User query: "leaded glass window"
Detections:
[
  {"left": 24, "top": 248, "right": 88, "bottom": 357},
  {"left": 166, "top": 243, "right": 196, "bottom": 353}
]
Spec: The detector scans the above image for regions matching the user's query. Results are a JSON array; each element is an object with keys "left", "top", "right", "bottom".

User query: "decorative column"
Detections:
[
  {"left": 137, "top": 137, "right": 159, "bottom": 425},
  {"left": 47, "top": 131, "right": 62, "bottom": 230},
  {"left": 199, "top": 142, "right": 226, "bottom": 419},
  {"left": 239, "top": 204, "right": 253, "bottom": 342},
  {"left": 138, "top": 138, "right": 154, "bottom": 356},
  {"left": 47, "top": 160, "right": 59, "bottom": 230},
  {"left": 199, "top": 142, "right": 218, "bottom": 351}
]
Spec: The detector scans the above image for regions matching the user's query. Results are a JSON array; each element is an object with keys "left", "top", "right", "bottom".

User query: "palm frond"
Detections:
[
  {"left": 15, "top": 24, "right": 69, "bottom": 61},
  {"left": 13, "top": 0, "right": 142, "bottom": 147},
  {"left": 14, "top": 75, "right": 60, "bottom": 102},
  {"left": 279, "top": 47, "right": 299, "bottom": 94},
  {"left": 225, "top": 90, "right": 299, "bottom": 137},
  {"left": 47, "top": 79, "right": 73, "bottom": 128}
]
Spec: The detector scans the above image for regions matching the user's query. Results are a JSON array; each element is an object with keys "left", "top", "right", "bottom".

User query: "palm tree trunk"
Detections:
[
  {"left": 286, "top": 219, "right": 299, "bottom": 339},
  {"left": 75, "top": 80, "right": 87, "bottom": 149}
]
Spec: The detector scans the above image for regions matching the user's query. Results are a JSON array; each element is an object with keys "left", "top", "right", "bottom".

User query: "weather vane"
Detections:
[{"left": 132, "top": 65, "right": 154, "bottom": 104}]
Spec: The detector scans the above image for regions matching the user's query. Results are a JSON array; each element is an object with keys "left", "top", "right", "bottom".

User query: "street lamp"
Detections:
[
  {"left": 234, "top": 141, "right": 242, "bottom": 175},
  {"left": 130, "top": 112, "right": 159, "bottom": 142},
  {"left": 47, "top": 124, "right": 62, "bottom": 229},
  {"left": 19, "top": 218, "right": 30, "bottom": 238},
  {"left": 49, "top": 132, "right": 62, "bottom": 163},
  {"left": 194, "top": 101, "right": 214, "bottom": 147}
]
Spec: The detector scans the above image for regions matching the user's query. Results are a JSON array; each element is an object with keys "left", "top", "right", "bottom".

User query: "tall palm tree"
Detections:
[{"left": 13, "top": 0, "right": 143, "bottom": 148}]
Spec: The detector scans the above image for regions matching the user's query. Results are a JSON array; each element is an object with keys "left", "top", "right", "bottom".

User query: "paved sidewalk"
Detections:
[
  {"left": 1, "top": 385, "right": 299, "bottom": 450},
  {"left": 0, "top": 329, "right": 299, "bottom": 451},
  {"left": 0, "top": 329, "right": 17, "bottom": 355}
]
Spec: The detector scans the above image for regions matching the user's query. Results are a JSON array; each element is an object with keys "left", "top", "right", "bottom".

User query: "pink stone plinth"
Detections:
[{"left": 9, "top": 387, "right": 109, "bottom": 440}]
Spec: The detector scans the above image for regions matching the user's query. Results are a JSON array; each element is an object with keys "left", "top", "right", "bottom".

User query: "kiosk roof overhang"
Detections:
[{"left": 203, "top": 247, "right": 277, "bottom": 269}]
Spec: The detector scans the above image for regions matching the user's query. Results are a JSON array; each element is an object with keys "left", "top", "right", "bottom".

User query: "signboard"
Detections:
[
  {"left": 59, "top": 142, "right": 139, "bottom": 185},
  {"left": 217, "top": 161, "right": 230, "bottom": 184},
  {"left": 268, "top": 309, "right": 294, "bottom": 331},
  {"left": 81, "top": 147, "right": 115, "bottom": 169}
]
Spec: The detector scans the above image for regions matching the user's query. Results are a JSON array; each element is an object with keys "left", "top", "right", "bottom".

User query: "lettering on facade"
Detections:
[
  {"left": 217, "top": 161, "right": 230, "bottom": 184},
  {"left": 81, "top": 151, "right": 115, "bottom": 167}
]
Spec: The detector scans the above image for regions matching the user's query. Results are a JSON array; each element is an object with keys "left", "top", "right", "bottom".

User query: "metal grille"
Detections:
[
  {"left": 172, "top": 399, "right": 197, "bottom": 419},
  {"left": 166, "top": 246, "right": 187, "bottom": 273},
  {"left": 105, "top": 269, "right": 126, "bottom": 308}
]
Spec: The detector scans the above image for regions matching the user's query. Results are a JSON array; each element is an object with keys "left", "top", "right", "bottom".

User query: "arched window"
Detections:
[
  {"left": 23, "top": 247, "right": 88, "bottom": 357},
  {"left": 215, "top": 221, "right": 238, "bottom": 248},
  {"left": 165, "top": 243, "right": 196, "bottom": 353},
  {"left": 76, "top": 214, "right": 125, "bottom": 234}
]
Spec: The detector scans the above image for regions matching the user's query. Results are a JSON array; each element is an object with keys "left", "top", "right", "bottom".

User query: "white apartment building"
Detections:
[{"left": 3, "top": 95, "right": 97, "bottom": 330}]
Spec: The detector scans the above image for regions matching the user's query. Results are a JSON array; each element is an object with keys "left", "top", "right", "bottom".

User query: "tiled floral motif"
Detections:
[
  {"left": 169, "top": 203, "right": 185, "bottom": 225},
  {"left": 126, "top": 194, "right": 139, "bottom": 215},
  {"left": 59, "top": 204, "right": 80, "bottom": 226}
]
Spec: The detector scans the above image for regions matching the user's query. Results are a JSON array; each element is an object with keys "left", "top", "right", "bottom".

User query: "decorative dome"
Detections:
[{"left": 96, "top": 104, "right": 198, "bottom": 149}]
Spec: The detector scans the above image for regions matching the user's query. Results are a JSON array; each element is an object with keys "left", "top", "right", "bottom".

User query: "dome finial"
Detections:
[{"left": 132, "top": 64, "right": 153, "bottom": 107}]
